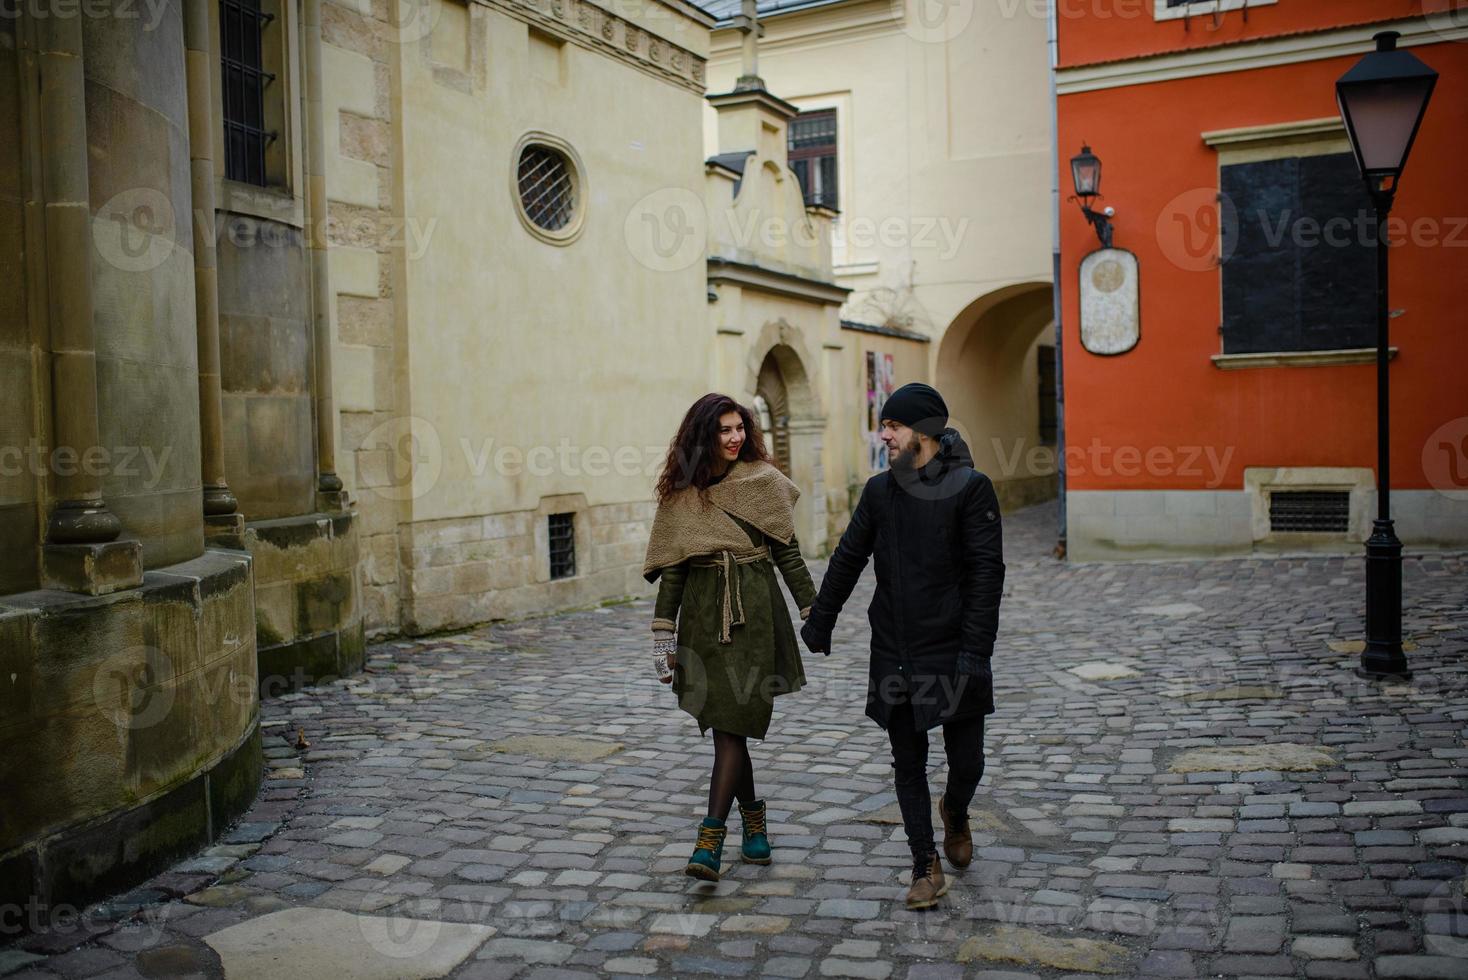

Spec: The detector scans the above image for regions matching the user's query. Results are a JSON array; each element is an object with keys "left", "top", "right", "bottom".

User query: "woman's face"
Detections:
[{"left": 716, "top": 411, "right": 745, "bottom": 463}]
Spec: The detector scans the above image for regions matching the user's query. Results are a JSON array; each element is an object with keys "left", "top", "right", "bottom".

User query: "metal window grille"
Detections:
[
  {"left": 220, "top": 0, "right": 275, "bottom": 186},
  {"left": 1268, "top": 490, "right": 1350, "bottom": 533},
  {"left": 518, "top": 145, "right": 577, "bottom": 231},
  {"left": 788, "top": 110, "right": 837, "bottom": 209},
  {"left": 548, "top": 513, "right": 576, "bottom": 579}
]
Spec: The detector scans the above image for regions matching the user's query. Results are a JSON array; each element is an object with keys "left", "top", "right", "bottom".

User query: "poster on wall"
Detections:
[{"left": 865, "top": 351, "right": 895, "bottom": 471}]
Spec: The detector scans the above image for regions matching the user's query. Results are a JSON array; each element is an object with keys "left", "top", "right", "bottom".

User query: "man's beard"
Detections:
[{"left": 888, "top": 432, "right": 922, "bottom": 471}]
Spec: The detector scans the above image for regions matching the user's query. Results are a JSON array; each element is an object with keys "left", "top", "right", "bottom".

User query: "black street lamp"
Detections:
[
  {"left": 1335, "top": 31, "right": 1438, "bottom": 680},
  {"left": 1069, "top": 144, "right": 1114, "bottom": 249}
]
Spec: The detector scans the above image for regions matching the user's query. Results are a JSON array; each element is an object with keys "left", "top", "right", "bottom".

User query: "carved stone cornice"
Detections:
[{"left": 476, "top": 0, "right": 707, "bottom": 95}]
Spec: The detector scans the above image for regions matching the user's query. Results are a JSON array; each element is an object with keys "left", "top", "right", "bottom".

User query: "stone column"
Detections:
[
  {"left": 184, "top": 0, "right": 242, "bottom": 536},
  {"left": 34, "top": 12, "right": 142, "bottom": 595},
  {"left": 303, "top": 0, "right": 346, "bottom": 511},
  {"left": 733, "top": 0, "right": 763, "bottom": 91}
]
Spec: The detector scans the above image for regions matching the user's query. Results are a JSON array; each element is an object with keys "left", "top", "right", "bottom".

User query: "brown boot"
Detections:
[
  {"left": 938, "top": 793, "right": 972, "bottom": 869},
  {"left": 905, "top": 854, "right": 949, "bottom": 910}
]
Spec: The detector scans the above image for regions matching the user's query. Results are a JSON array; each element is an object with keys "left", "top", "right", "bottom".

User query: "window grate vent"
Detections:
[
  {"left": 518, "top": 145, "right": 576, "bottom": 232},
  {"left": 548, "top": 513, "right": 576, "bottom": 579},
  {"left": 1269, "top": 490, "right": 1349, "bottom": 533}
]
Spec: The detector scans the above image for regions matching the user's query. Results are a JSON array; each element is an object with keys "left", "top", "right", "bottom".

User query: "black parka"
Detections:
[{"left": 808, "top": 430, "right": 1004, "bottom": 732}]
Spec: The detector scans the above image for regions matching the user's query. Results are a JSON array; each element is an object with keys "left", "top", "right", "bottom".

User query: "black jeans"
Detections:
[{"left": 887, "top": 700, "right": 985, "bottom": 863}]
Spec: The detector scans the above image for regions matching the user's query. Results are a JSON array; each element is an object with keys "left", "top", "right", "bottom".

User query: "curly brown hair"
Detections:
[{"left": 655, "top": 393, "right": 771, "bottom": 503}]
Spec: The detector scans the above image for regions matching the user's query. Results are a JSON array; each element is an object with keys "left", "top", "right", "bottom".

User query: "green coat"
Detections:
[{"left": 655, "top": 515, "right": 816, "bottom": 739}]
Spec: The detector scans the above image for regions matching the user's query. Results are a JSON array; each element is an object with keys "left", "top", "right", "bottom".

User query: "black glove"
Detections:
[
  {"left": 800, "top": 619, "right": 832, "bottom": 656},
  {"left": 957, "top": 649, "right": 991, "bottom": 681}
]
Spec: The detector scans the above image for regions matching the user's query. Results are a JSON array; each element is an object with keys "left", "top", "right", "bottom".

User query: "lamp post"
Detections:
[
  {"left": 1069, "top": 144, "right": 1114, "bottom": 248},
  {"left": 1335, "top": 31, "right": 1438, "bottom": 680}
]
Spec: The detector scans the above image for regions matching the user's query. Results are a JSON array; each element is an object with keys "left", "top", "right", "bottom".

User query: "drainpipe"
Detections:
[{"left": 1047, "top": 0, "right": 1067, "bottom": 559}]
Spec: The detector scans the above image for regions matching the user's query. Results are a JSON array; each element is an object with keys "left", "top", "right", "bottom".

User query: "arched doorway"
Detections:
[
  {"left": 935, "top": 283, "right": 1057, "bottom": 513},
  {"left": 755, "top": 354, "right": 792, "bottom": 475},
  {"left": 743, "top": 330, "right": 826, "bottom": 556}
]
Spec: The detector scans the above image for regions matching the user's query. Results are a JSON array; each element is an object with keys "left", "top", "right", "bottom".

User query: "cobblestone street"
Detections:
[{"left": 5, "top": 503, "right": 1467, "bottom": 980}]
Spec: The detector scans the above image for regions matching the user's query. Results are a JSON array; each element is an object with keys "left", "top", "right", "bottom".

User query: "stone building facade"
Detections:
[
  {"left": 0, "top": 0, "right": 366, "bottom": 919},
  {"left": 1, "top": 0, "right": 969, "bottom": 919},
  {"left": 703, "top": 0, "right": 1060, "bottom": 515}
]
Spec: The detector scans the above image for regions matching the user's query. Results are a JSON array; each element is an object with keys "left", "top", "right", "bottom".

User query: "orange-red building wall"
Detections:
[
  {"left": 1058, "top": 0, "right": 1439, "bottom": 67},
  {"left": 1057, "top": 39, "right": 1468, "bottom": 492}
]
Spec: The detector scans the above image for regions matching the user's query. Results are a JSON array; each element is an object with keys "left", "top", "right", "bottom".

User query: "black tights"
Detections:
[{"left": 708, "top": 730, "right": 757, "bottom": 822}]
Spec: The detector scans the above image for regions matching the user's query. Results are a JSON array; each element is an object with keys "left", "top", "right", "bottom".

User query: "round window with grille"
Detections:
[{"left": 512, "top": 134, "right": 585, "bottom": 244}]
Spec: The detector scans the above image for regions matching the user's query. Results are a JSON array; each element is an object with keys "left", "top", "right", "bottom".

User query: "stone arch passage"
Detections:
[
  {"left": 935, "top": 283, "right": 1057, "bottom": 513},
  {"left": 744, "top": 331, "right": 826, "bottom": 556}
]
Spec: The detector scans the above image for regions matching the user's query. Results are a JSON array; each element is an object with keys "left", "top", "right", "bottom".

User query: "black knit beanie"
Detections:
[{"left": 881, "top": 382, "right": 948, "bottom": 437}]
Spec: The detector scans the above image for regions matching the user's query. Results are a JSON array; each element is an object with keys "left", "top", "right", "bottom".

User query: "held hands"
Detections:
[
  {"left": 653, "top": 629, "right": 676, "bottom": 684},
  {"left": 800, "top": 619, "right": 832, "bottom": 657}
]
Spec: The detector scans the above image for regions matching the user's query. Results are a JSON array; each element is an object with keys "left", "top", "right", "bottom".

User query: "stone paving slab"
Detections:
[{"left": 3, "top": 504, "right": 1466, "bottom": 979}]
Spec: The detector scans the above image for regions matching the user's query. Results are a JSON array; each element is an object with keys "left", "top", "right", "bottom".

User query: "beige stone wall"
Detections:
[
  {"left": 84, "top": 9, "right": 204, "bottom": 568},
  {"left": 401, "top": 498, "right": 654, "bottom": 633},
  {"left": 320, "top": 0, "right": 714, "bottom": 635},
  {"left": 218, "top": 218, "right": 317, "bottom": 520},
  {"left": 316, "top": 0, "right": 412, "bottom": 633},
  {"left": 0, "top": 13, "right": 38, "bottom": 594},
  {"left": 248, "top": 511, "right": 364, "bottom": 691},
  {"left": 937, "top": 285, "right": 1057, "bottom": 499},
  {"left": 706, "top": 2, "right": 1055, "bottom": 524},
  {"left": 708, "top": 1, "right": 1053, "bottom": 341},
  {"left": 0, "top": 549, "right": 259, "bottom": 898}
]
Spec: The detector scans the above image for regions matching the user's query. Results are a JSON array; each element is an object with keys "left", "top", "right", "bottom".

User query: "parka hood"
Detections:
[{"left": 892, "top": 426, "right": 975, "bottom": 494}]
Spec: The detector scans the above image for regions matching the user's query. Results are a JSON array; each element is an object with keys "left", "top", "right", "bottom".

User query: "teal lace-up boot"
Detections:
[
  {"left": 684, "top": 817, "right": 726, "bottom": 881},
  {"left": 738, "top": 799, "right": 772, "bottom": 864}
]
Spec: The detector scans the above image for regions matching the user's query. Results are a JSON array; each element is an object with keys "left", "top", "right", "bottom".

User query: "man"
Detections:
[{"left": 801, "top": 382, "right": 1004, "bottom": 910}]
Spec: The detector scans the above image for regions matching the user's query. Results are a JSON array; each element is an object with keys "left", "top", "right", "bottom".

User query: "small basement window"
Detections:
[
  {"left": 1268, "top": 490, "right": 1349, "bottom": 533},
  {"left": 548, "top": 512, "right": 576, "bottom": 579}
]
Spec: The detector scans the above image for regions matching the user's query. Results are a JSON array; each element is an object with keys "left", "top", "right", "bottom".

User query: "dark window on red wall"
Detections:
[
  {"left": 220, "top": 0, "right": 274, "bottom": 186},
  {"left": 789, "top": 110, "right": 837, "bottom": 209},
  {"left": 1219, "top": 152, "right": 1376, "bottom": 355}
]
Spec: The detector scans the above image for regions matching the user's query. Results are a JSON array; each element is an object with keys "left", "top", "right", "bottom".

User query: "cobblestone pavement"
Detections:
[{"left": 5, "top": 503, "right": 1467, "bottom": 980}]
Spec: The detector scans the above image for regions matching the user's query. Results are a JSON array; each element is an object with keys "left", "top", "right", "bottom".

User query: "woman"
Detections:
[{"left": 643, "top": 393, "right": 816, "bottom": 881}]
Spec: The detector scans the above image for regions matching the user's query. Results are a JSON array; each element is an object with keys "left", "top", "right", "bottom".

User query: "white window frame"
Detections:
[{"left": 1154, "top": 0, "right": 1278, "bottom": 22}]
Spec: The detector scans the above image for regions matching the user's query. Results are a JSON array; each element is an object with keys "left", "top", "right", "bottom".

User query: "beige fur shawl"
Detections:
[{"left": 642, "top": 460, "right": 800, "bottom": 582}]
